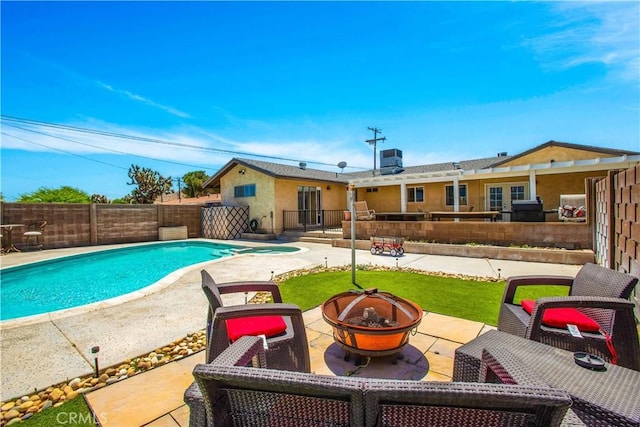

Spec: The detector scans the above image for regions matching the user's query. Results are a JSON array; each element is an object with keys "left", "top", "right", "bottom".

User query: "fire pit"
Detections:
[{"left": 321, "top": 288, "right": 422, "bottom": 363}]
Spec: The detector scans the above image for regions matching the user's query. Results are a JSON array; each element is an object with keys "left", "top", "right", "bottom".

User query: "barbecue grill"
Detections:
[{"left": 511, "top": 199, "right": 545, "bottom": 222}]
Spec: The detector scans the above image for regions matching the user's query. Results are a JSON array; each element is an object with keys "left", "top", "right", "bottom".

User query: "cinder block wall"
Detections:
[
  {"left": 342, "top": 220, "right": 592, "bottom": 250},
  {"left": 0, "top": 203, "right": 204, "bottom": 249}
]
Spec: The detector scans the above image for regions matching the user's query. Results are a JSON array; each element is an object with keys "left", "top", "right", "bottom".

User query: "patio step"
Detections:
[
  {"left": 299, "top": 236, "right": 335, "bottom": 245},
  {"left": 299, "top": 230, "right": 344, "bottom": 245}
]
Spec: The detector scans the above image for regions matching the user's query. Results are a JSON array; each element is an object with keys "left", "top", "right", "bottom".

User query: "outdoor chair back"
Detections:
[{"left": 186, "top": 335, "right": 572, "bottom": 427}]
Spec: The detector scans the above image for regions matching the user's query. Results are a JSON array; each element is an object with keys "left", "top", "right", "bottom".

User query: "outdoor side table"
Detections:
[
  {"left": 453, "top": 329, "right": 640, "bottom": 427},
  {"left": 0, "top": 224, "right": 25, "bottom": 253}
]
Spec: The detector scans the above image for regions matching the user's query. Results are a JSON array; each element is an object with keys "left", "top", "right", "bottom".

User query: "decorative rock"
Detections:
[
  {"left": 53, "top": 401, "right": 65, "bottom": 408},
  {"left": 2, "top": 401, "right": 16, "bottom": 411},
  {"left": 106, "top": 378, "right": 120, "bottom": 385},
  {"left": 69, "top": 378, "right": 82, "bottom": 389},
  {"left": 6, "top": 417, "right": 22, "bottom": 426},
  {"left": 118, "top": 368, "right": 127, "bottom": 376},
  {"left": 151, "top": 356, "right": 159, "bottom": 365},
  {"left": 30, "top": 395, "right": 41, "bottom": 401},
  {"left": 49, "top": 388, "right": 64, "bottom": 402},
  {"left": 4, "top": 409, "right": 20, "bottom": 420},
  {"left": 18, "top": 400, "right": 35, "bottom": 410},
  {"left": 41, "top": 400, "right": 52, "bottom": 410},
  {"left": 20, "top": 396, "right": 30, "bottom": 402},
  {"left": 90, "top": 378, "right": 100, "bottom": 386},
  {"left": 22, "top": 412, "right": 34, "bottom": 420},
  {"left": 63, "top": 385, "right": 73, "bottom": 395},
  {"left": 99, "top": 373, "right": 109, "bottom": 382},
  {"left": 66, "top": 391, "right": 79, "bottom": 400}
]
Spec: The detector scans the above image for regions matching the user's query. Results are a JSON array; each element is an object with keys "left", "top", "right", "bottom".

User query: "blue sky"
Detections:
[{"left": 1, "top": 1, "right": 639, "bottom": 201}]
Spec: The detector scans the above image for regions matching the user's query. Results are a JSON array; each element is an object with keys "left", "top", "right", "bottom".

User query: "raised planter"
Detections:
[
  {"left": 331, "top": 239, "right": 594, "bottom": 265},
  {"left": 158, "top": 226, "right": 188, "bottom": 241}
]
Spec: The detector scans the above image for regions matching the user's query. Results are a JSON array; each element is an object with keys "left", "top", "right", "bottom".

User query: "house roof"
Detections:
[
  {"left": 202, "top": 157, "right": 351, "bottom": 189},
  {"left": 203, "top": 141, "right": 639, "bottom": 189},
  {"left": 490, "top": 140, "right": 640, "bottom": 168}
]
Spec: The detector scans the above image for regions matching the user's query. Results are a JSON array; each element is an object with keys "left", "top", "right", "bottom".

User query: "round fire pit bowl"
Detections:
[{"left": 321, "top": 288, "right": 423, "bottom": 363}]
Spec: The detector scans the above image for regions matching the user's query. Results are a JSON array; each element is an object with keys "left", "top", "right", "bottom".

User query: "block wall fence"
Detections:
[{"left": 0, "top": 203, "right": 204, "bottom": 249}]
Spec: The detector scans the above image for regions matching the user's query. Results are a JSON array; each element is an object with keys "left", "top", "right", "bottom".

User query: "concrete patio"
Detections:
[{"left": 84, "top": 307, "right": 493, "bottom": 427}]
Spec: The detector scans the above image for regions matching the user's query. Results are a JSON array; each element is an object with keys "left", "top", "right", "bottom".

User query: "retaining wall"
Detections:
[{"left": 342, "top": 220, "right": 592, "bottom": 250}]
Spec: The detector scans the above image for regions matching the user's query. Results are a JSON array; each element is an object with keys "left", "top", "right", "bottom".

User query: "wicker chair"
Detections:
[
  {"left": 497, "top": 262, "right": 639, "bottom": 371},
  {"left": 186, "top": 335, "right": 572, "bottom": 427},
  {"left": 200, "top": 269, "right": 310, "bottom": 372}
]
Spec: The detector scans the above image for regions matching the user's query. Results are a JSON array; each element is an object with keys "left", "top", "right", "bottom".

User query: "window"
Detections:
[
  {"left": 407, "top": 186, "right": 424, "bottom": 203},
  {"left": 445, "top": 184, "right": 468, "bottom": 206},
  {"left": 234, "top": 184, "right": 256, "bottom": 198},
  {"left": 510, "top": 185, "right": 526, "bottom": 201},
  {"left": 366, "top": 187, "right": 378, "bottom": 193}
]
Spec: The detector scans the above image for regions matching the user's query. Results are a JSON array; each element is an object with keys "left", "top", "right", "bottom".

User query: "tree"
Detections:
[
  {"left": 127, "top": 165, "right": 172, "bottom": 204},
  {"left": 17, "top": 186, "right": 91, "bottom": 203},
  {"left": 91, "top": 194, "right": 109, "bottom": 203},
  {"left": 182, "top": 170, "right": 210, "bottom": 198}
]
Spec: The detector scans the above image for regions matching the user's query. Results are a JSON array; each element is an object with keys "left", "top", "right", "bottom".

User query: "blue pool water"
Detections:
[{"left": 0, "top": 241, "right": 297, "bottom": 321}]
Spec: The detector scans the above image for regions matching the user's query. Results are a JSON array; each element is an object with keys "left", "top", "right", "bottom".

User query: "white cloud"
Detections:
[
  {"left": 525, "top": 2, "right": 639, "bottom": 81},
  {"left": 98, "top": 81, "right": 191, "bottom": 118}
]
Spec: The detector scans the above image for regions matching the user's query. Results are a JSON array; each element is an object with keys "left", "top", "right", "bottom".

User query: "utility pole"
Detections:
[{"left": 366, "top": 127, "right": 386, "bottom": 172}]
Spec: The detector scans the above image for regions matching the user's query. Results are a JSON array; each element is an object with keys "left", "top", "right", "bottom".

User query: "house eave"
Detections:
[{"left": 349, "top": 154, "right": 640, "bottom": 187}]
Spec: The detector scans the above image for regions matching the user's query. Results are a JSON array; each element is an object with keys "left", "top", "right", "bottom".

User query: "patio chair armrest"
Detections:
[
  {"left": 502, "top": 275, "right": 575, "bottom": 304},
  {"left": 527, "top": 296, "right": 636, "bottom": 338},
  {"left": 212, "top": 335, "right": 268, "bottom": 367},
  {"left": 184, "top": 382, "right": 207, "bottom": 427},
  {"left": 216, "top": 281, "right": 283, "bottom": 302},
  {"left": 480, "top": 347, "right": 548, "bottom": 388}
]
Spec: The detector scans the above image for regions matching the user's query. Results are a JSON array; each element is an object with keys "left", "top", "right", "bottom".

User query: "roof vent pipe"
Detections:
[
  {"left": 497, "top": 152, "right": 508, "bottom": 157},
  {"left": 299, "top": 162, "right": 307, "bottom": 170}
]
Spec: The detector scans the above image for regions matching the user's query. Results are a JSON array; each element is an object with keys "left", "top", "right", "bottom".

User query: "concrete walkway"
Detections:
[{"left": 0, "top": 239, "right": 581, "bottom": 403}]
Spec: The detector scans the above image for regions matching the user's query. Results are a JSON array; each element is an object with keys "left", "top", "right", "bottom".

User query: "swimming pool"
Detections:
[{"left": 0, "top": 241, "right": 298, "bottom": 321}]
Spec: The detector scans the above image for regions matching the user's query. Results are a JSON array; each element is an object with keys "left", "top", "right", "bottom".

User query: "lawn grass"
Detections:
[
  {"left": 22, "top": 396, "right": 95, "bottom": 426},
  {"left": 279, "top": 270, "right": 569, "bottom": 325}
]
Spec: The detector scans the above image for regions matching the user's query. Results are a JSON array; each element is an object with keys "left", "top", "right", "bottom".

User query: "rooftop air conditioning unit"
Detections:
[{"left": 380, "top": 149, "right": 404, "bottom": 175}]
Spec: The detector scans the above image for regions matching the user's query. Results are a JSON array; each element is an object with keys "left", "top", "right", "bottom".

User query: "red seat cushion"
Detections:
[
  {"left": 225, "top": 316, "right": 287, "bottom": 342},
  {"left": 521, "top": 299, "right": 600, "bottom": 332}
]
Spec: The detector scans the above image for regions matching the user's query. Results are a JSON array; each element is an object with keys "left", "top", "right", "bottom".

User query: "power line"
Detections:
[
  {"left": 1, "top": 115, "right": 367, "bottom": 171},
  {"left": 2, "top": 123, "right": 216, "bottom": 172},
  {"left": 1, "top": 131, "right": 129, "bottom": 170}
]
